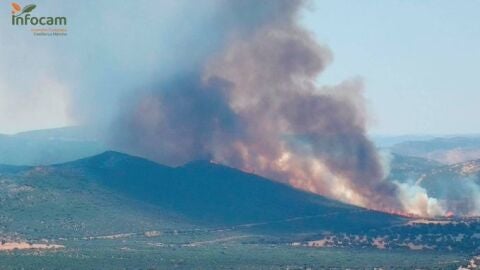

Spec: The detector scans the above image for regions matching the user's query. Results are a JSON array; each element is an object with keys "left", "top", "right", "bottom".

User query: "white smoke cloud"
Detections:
[{"left": 395, "top": 181, "right": 445, "bottom": 217}]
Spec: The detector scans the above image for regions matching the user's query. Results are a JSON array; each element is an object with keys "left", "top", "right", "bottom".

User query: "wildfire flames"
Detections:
[{"left": 105, "top": 0, "right": 475, "bottom": 219}]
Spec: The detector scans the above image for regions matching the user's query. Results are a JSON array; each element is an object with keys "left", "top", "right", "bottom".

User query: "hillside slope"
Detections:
[
  {"left": 50, "top": 151, "right": 403, "bottom": 232},
  {"left": 1, "top": 151, "right": 478, "bottom": 269},
  {"left": 387, "top": 154, "right": 480, "bottom": 215}
]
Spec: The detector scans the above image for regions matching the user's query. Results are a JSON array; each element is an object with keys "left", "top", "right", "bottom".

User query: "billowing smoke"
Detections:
[
  {"left": 111, "top": 0, "right": 404, "bottom": 213},
  {"left": 1, "top": 0, "right": 463, "bottom": 216}
]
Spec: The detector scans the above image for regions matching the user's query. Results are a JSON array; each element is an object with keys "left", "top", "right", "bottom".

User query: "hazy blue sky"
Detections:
[
  {"left": 302, "top": 0, "right": 480, "bottom": 135},
  {"left": 0, "top": 1, "right": 478, "bottom": 135}
]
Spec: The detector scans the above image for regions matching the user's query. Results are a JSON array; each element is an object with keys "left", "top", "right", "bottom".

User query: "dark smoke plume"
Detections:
[{"left": 112, "top": 0, "right": 403, "bottom": 212}]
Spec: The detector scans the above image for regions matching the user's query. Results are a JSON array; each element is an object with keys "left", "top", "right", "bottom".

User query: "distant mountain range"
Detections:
[
  {"left": 0, "top": 127, "right": 106, "bottom": 166},
  {"left": 3, "top": 126, "right": 480, "bottom": 166},
  {"left": 390, "top": 136, "right": 480, "bottom": 164},
  {"left": 370, "top": 135, "right": 436, "bottom": 148}
]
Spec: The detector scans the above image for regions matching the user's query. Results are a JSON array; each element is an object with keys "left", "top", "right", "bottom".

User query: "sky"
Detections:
[
  {"left": 0, "top": 0, "right": 479, "bottom": 135},
  {"left": 301, "top": 0, "right": 480, "bottom": 135}
]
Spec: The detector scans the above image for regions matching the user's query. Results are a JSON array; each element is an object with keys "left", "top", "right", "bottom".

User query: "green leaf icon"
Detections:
[{"left": 22, "top": 4, "right": 36, "bottom": 13}]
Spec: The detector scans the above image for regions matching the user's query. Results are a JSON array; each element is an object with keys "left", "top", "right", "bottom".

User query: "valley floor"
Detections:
[{"left": 0, "top": 239, "right": 469, "bottom": 270}]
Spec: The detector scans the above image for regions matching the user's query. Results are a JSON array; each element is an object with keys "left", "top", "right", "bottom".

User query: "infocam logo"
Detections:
[{"left": 11, "top": 2, "right": 67, "bottom": 26}]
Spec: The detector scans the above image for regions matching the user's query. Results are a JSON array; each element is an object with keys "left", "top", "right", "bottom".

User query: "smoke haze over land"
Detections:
[
  {"left": 111, "top": 0, "right": 404, "bottom": 213},
  {"left": 1, "top": 0, "right": 478, "bottom": 217}
]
